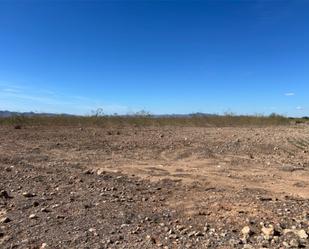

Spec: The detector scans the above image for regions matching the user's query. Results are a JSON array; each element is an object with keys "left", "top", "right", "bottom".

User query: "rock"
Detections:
[
  {"left": 271, "top": 235, "right": 280, "bottom": 244},
  {"left": 280, "top": 165, "right": 304, "bottom": 172},
  {"left": 0, "top": 217, "right": 11, "bottom": 223},
  {"left": 97, "top": 169, "right": 106, "bottom": 176},
  {"left": 83, "top": 169, "right": 92, "bottom": 175},
  {"left": 242, "top": 226, "right": 253, "bottom": 236},
  {"left": 195, "top": 231, "right": 204, "bottom": 236},
  {"left": 169, "top": 234, "right": 178, "bottom": 239},
  {"left": 284, "top": 228, "right": 308, "bottom": 240},
  {"left": 220, "top": 232, "right": 227, "bottom": 237},
  {"left": 131, "top": 228, "right": 140, "bottom": 234},
  {"left": 146, "top": 235, "right": 156, "bottom": 244},
  {"left": 14, "top": 125, "right": 21, "bottom": 129},
  {"left": 289, "top": 239, "right": 299, "bottom": 247},
  {"left": 188, "top": 231, "right": 196, "bottom": 237},
  {"left": 295, "top": 229, "right": 308, "bottom": 239},
  {"left": 261, "top": 225, "right": 274, "bottom": 240},
  {"left": 40, "top": 243, "right": 47, "bottom": 249},
  {"left": 29, "top": 214, "right": 38, "bottom": 219},
  {"left": 41, "top": 207, "right": 51, "bottom": 213},
  {"left": 106, "top": 239, "right": 113, "bottom": 244},
  {"left": 22, "top": 192, "right": 36, "bottom": 198},
  {"left": 4, "top": 166, "right": 12, "bottom": 172},
  {"left": 243, "top": 245, "right": 254, "bottom": 249},
  {"left": 258, "top": 196, "right": 272, "bottom": 202},
  {"left": 229, "top": 239, "right": 240, "bottom": 246}
]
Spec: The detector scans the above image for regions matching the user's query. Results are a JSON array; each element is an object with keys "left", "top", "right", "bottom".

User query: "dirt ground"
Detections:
[{"left": 1, "top": 124, "right": 309, "bottom": 248}]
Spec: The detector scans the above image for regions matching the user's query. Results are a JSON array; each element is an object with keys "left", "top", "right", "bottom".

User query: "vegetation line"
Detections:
[{"left": 0, "top": 112, "right": 305, "bottom": 127}]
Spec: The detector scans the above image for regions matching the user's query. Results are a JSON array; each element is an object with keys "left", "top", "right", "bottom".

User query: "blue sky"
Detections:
[{"left": 0, "top": 1, "right": 308, "bottom": 116}]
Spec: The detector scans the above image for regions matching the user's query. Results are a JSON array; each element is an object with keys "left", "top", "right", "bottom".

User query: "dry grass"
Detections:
[{"left": 0, "top": 113, "right": 296, "bottom": 128}]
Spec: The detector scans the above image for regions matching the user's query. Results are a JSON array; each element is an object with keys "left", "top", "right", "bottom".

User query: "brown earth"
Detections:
[{"left": 0, "top": 125, "right": 309, "bottom": 248}]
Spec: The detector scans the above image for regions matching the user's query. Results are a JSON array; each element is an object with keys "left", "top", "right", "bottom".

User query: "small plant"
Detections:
[{"left": 91, "top": 108, "right": 104, "bottom": 117}]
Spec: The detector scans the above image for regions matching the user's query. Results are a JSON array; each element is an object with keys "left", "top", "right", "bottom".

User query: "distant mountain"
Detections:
[
  {"left": 0, "top": 110, "right": 73, "bottom": 118},
  {"left": 0, "top": 110, "right": 220, "bottom": 118},
  {"left": 0, "top": 111, "right": 14, "bottom": 117},
  {"left": 152, "top": 113, "right": 219, "bottom": 118}
]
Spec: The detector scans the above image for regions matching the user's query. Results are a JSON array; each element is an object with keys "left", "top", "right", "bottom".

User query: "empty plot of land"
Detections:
[{"left": 0, "top": 124, "right": 309, "bottom": 248}]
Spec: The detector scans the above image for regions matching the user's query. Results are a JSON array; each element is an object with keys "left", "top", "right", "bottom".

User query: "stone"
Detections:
[
  {"left": 229, "top": 239, "right": 240, "bottom": 246},
  {"left": 280, "top": 165, "right": 304, "bottom": 172},
  {"left": 5, "top": 166, "right": 12, "bottom": 172},
  {"left": 40, "top": 243, "right": 47, "bottom": 249},
  {"left": 188, "top": 231, "right": 196, "bottom": 237},
  {"left": 169, "top": 234, "right": 178, "bottom": 239},
  {"left": 22, "top": 192, "right": 36, "bottom": 198},
  {"left": 29, "top": 214, "right": 38, "bottom": 219},
  {"left": 243, "top": 245, "right": 254, "bottom": 249},
  {"left": 83, "top": 169, "right": 92, "bottom": 175},
  {"left": 0, "top": 217, "right": 11, "bottom": 223},
  {"left": 295, "top": 229, "right": 308, "bottom": 239},
  {"left": 146, "top": 235, "right": 156, "bottom": 244},
  {"left": 261, "top": 225, "right": 274, "bottom": 240},
  {"left": 97, "top": 169, "right": 106, "bottom": 176},
  {"left": 242, "top": 226, "right": 253, "bottom": 236},
  {"left": 41, "top": 207, "right": 51, "bottom": 213},
  {"left": 258, "top": 196, "right": 272, "bottom": 201},
  {"left": 284, "top": 228, "right": 308, "bottom": 240},
  {"left": 289, "top": 239, "right": 299, "bottom": 247},
  {"left": 195, "top": 231, "right": 204, "bottom": 236}
]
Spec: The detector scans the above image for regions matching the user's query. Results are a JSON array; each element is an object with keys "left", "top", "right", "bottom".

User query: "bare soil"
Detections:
[{"left": 0, "top": 125, "right": 309, "bottom": 248}]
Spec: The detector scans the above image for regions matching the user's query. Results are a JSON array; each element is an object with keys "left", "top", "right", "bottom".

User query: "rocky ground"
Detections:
[{"left": 0, "top": 124, "right": 309, "bottom": 248}]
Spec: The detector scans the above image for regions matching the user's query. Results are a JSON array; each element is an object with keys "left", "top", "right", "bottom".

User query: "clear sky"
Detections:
[{"left": 0, "top": 1, "right": 308, "bottom": 116}]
